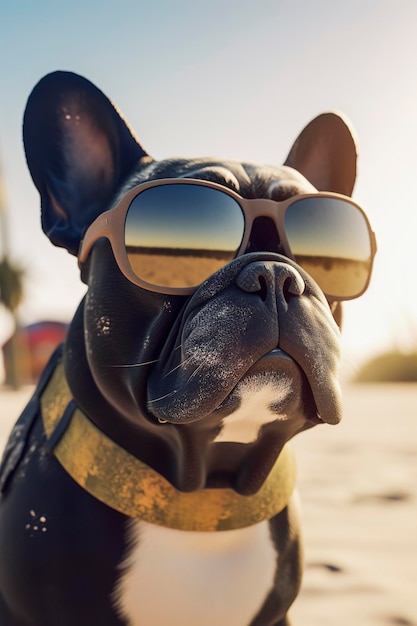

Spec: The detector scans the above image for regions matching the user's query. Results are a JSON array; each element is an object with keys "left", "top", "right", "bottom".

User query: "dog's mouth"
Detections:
[
  {"left": 147, "top": 345, "right": 337, "bottom": 428},
  {"left": 147, "top": 326, "right": 341, "bottom": 424}
]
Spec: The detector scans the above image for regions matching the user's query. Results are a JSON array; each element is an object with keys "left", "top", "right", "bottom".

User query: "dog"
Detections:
[{"left": 0, "top": 71, "right": 376, "bottom": 625}]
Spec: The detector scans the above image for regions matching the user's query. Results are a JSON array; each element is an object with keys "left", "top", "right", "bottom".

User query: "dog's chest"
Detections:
[{"left": 114, "top": 520, "right": 277, "bottom": 626}]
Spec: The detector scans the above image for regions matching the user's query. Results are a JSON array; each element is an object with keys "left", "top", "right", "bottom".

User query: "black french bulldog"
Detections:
[{"left": 0, "top": 72, "right": 375, "bottom": 626}]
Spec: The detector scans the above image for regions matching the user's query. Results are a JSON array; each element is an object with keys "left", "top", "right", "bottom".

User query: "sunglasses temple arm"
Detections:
[{"left": 78, "top": 216, "right": 111, "bottom": 265}]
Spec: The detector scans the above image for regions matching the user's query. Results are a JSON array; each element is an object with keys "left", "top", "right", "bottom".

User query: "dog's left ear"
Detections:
[
  {"left": 23, "top": 71, "right": 151, "bottom": 255},
  {"left": 285, "top": 112, "right": 357, "bottom": 196}
]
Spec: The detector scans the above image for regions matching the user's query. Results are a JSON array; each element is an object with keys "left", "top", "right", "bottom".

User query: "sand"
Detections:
[
  {"left": 291, "top": 383, "right": 417, "bottom": 626},
  {"left": 1, "top": 382, "right": 416, "bottom": 625}
]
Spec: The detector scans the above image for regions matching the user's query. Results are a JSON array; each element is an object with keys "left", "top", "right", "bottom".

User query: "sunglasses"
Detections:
[{"left": 78, "top": 178, "right": 377, "bottom": 300}]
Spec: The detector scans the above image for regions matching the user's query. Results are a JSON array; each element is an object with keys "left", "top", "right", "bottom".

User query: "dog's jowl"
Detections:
[{"left": 0, "top": 72, "right": 376, "bottom": 625}]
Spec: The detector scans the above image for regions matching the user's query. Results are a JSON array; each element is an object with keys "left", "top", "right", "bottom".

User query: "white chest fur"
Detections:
[{"left": 114, "top": 519, "right": 277, "bottom": 626}]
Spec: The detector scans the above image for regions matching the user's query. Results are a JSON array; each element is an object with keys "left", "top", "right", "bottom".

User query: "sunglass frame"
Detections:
[{"left": 78, "top": 178, "right": 377, "bottom": 300}]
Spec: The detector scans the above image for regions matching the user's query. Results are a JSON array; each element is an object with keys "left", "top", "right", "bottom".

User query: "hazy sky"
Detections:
[{"left": 1, "top": 0, "right": 416, "bottom": 378}]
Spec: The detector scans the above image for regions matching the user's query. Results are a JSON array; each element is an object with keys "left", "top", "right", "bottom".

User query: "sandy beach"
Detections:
[{"left": 1, "top": 382, "right": 416, "bottom": 625}]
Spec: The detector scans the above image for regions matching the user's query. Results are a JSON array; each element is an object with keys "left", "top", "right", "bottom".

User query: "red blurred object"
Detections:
[{"left": 2, "top": 321, "right": 68, "bottom": 386}]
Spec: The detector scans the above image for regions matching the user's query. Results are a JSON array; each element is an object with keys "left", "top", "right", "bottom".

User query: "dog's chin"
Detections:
[
  {"left": 213, "top": 349, "right": 315, "bottom": 421},
  {"left": 205, "top": 350, "right": 316, "bottom": 495}
]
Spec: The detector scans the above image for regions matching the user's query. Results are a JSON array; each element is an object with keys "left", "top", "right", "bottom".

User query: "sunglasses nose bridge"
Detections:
[
  {"left": 240, "top": 197, "right": 290, "bottom": 256},
  {"left": 243, "top": 197, "right": 281, "bottom": 216},
  {"left": 242, "top": 197, "right": 287, "bottom": 231}
]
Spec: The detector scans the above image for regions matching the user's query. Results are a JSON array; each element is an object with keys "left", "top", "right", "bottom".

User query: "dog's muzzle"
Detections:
[{"left": 147, "top": 254, "right": 342, "bottom": 426}]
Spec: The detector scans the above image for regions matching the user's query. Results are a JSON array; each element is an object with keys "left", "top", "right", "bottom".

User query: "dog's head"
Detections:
[{"left": 23, "top": 72, "right": 375, "bottom": 494}]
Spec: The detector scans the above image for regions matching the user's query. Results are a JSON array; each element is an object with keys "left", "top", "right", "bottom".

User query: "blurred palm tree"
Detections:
[
  {"left": 0, "top": 257, "right": 24, "bottom": 312},
  {"left": 0, "top": 154, "right": 26, "bottom": 387}
]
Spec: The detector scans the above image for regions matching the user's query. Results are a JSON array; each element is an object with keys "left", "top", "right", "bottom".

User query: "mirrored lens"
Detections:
[
  {"left": 284, "top": 197, "right": 372, "bottom": 298},
  {"left": 125, "top": 184, "right": 245, "bottom": 288}
]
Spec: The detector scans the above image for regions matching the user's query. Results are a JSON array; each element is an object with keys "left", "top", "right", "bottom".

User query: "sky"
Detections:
[{"left": 1, "top": 0, "right": 416, "bottom": 380}]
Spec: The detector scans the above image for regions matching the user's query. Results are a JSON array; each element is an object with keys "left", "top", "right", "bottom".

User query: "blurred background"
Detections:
[
  {"left": 1, "top": 0, "right": 417, "bottom": 385},
  {"left": 1, "top": 5, "right": 416, "bottom": 624}
]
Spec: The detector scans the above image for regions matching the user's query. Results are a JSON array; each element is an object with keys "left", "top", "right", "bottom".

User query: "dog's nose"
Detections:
[{"left": 236, "top": 261, "right": 305, "bottom": 301}]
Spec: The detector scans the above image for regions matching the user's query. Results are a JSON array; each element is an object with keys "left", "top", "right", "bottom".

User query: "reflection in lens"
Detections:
[
  {"left": 127, "top": 251, "right": 237, "bottom": 289},
  {"left": 125, "top": 184, "right": 244, "bottom": 288},
  {"left": 285, "top": 197, "right": 372, "bottom": 297}
]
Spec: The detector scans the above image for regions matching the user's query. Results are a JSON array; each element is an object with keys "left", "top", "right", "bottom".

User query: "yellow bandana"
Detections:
[{"left": 41, "top": 359, "right": 295, "bottom": 531}]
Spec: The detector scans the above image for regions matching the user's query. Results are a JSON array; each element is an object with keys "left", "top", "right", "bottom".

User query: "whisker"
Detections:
[
  {"left": 162, "top": 354, "right": 195, "bottom": 379},
  {"left": 105, "top": 359, "right": 159, "bottom": 368},
  {"left": 147, "top": 389, "right": 178, "bottom": 404},
  {"left": 185, "top": 361, "right": 206, "bottom": 385},
  {"left": 183, "top": 338, "right": 217, "bottom": 385}
]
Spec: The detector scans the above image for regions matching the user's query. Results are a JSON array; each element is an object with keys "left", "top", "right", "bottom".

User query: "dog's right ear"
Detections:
[
  {"left": 23, "top": 71, "right": 151, "bottom": 255},
  {"left": 284, "top": 112, "right": 358, "bottom": 196}
]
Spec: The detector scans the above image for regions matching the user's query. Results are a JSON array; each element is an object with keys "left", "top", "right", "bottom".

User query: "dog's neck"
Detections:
[{"left": 40, "top": 356, "right": 296, "bottom": 531}]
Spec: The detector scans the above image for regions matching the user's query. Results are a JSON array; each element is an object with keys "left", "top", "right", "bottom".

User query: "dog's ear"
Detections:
[
  {"left": 23, "top": 71, "right": 151, "bottom": 255},
  {"left": 284, "top": 112, "right": 357, "bottom": 196}
]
